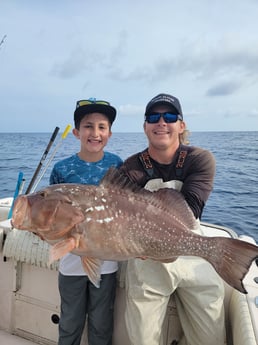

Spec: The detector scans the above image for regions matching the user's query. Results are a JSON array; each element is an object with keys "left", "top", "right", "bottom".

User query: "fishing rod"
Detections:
[
  {"left": 25, "top": 127, "right": 60, "bottom": 194},
  {"left": 7, "top": 171, "right": 25, "bottom": 219},
  {"left": 31, "top": 124, "right": 72, "bottom": 193},
  {"left": 7, "top": 125, "right": 70, "bottom": 222}
]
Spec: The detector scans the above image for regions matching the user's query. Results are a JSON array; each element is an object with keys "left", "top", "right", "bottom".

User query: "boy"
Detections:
[{"left": 50, "top": 98, "right": 123, "bottom": 345}]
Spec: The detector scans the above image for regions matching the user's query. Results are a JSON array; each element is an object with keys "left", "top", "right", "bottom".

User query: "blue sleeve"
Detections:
[{"left": 49, "top": 166, "right": 59, "bottom": 185}]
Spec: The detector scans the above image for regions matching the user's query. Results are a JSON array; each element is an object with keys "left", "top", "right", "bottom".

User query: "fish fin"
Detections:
[
  {"left": 205, "top": 237, "right": 258, "bottom": 294},
  {"left": 101, "top": 168, "right": 198, "bottom": 231},
  {"left": 154, "top": 188, "right": 198, "bottom": 230},
  {"left": 100, "top": 167, "right": 144, "bottom": 192},
  {"left": 81, "top": 257, "right": 103, "bottom": 288},
  {"left": 49, "top": 237, "right": 77, "bottom": 262}
]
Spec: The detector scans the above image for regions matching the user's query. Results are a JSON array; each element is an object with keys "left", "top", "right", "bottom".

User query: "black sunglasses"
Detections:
[{"left": 145, "top": 112, "right": 179, "bottom": 124}]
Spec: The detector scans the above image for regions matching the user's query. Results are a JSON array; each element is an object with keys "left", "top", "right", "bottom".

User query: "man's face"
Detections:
[{"left": 144, "top": 104, "right": 185, "bottom": 150}]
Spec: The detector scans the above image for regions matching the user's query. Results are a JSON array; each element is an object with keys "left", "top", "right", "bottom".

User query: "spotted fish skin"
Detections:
[{"left": 11, "top": 168, "right": 258, "bottom": 292}]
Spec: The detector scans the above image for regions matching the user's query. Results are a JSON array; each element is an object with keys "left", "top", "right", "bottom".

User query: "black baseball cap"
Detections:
[
  {"left": 145, "top": 93, "right": 183, "bottom": 120},
  {"left": 74, "top": 98, "right": 116, "bottom": 125}
]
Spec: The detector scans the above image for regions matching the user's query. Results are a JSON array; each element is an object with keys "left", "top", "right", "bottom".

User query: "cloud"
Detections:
[
  {"left": 50, "top": 47, "right": 105, "bottom": 79},
  {"left": 118, "top": 103, "right": 144, "bottom": 116},
  {"left": 206, "top": 80, "right": 241, "bottom": 96},
  {"left": 94, "top": 34, "right": 258, "bottom": 94},
  {"left": 49, "top": 30, "right": 128, "bottom": 82},
  {"left": 1, "top": 0, "right": 258, "bottom": 132}
]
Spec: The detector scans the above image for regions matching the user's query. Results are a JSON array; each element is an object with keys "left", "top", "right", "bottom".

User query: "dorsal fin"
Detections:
[
  {"left": 100, "top": 168, "right": 198, "bottom": 231},
  {"left": 100, "top": 167, "right": 144, "bottom": 193},
  {"left": 153, "top": 188, "right": 198, "bottom": 230}
]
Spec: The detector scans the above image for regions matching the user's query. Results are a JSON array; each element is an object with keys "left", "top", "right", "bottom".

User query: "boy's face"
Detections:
[{"left": 73, "top": 112, "right": 112, "bottom": 154}]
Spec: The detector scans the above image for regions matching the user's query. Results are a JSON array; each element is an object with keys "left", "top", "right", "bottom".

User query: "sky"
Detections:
[{"left": 0, "top": 0, "right": 258, "bottom": 133}]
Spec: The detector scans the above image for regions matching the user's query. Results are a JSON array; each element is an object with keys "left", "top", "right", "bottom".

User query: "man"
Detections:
[{"left": 119, "top": 93, "right": 226, "bottom": 345}]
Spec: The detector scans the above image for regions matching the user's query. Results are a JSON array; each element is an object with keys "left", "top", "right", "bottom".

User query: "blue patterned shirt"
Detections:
[{"left": 50, "top": 152, "right": 123, "bottom": 185}]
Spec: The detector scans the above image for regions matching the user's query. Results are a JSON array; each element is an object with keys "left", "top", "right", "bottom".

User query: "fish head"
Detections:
[{"left": 11, "top": 187, "right": 85, "bottom": 241}]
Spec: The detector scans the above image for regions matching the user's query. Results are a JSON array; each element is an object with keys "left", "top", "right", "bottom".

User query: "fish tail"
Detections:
[{"left": 206, "top": 237, "right": 258, "bottom": 294}]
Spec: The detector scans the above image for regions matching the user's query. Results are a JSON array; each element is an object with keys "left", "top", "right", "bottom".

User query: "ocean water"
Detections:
[{"left": 0, "top": 131, "right": 257, "bottom": 242}]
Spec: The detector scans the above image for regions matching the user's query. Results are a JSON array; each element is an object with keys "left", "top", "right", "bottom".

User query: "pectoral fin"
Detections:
[
  {"left": 81, "top": 256, "right": 103, "bottom": 288},
  {"left": 49, "top": 237, "right": 77, "bottom": 262}
]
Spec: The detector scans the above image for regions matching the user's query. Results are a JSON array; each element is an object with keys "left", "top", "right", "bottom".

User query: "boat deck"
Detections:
[{"left": 0, "top": 330, "right": 38, "bottom": 345}]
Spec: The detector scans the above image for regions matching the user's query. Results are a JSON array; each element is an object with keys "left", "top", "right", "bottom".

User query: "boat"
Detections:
[{"left": 0, "top": 197, "right": 258, "bottom": 345}]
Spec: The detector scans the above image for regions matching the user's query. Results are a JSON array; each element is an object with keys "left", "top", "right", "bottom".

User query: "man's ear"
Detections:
[{"left": 179, "top": 120, "right": 186, "bottom": 134}]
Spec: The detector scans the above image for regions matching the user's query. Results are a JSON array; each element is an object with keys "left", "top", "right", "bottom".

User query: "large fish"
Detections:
[{"left": 11, "top": 168, "right": 258, "bottom": 293}]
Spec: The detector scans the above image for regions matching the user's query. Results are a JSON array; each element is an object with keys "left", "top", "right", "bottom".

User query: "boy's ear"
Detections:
[{"left": 72, "top": 128, "right": 80, "bottom": 139}]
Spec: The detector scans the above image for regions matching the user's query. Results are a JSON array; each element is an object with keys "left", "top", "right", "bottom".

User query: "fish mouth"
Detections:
[{"left": 11, "top": 196, "right": 29, "bottom": 229}]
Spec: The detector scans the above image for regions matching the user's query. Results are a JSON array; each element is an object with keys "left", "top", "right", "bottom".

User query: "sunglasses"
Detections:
[
  {"left": 76, "top": 98, "right": 110, "bottom": 109},
  {"left": 145, "top": 112, "right": 179, "bottom": 124}
]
